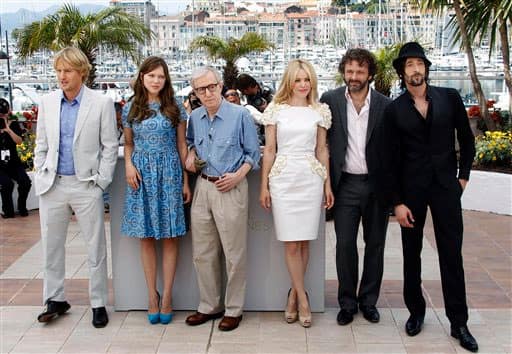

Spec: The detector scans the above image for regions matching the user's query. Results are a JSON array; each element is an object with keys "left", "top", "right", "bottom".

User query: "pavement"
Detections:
[{"left": 1, "top": 210, "right": 510, "bottom": 353}]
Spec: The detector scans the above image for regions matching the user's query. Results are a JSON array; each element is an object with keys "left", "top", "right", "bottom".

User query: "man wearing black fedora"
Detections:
[{"left": 381, "top": 42, "right": 478, "bottom": 352}]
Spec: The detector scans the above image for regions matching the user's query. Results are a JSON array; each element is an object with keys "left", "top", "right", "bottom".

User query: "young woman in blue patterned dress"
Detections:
[{"left": 121, "top": 56, "right": 191, "bottom": 324}]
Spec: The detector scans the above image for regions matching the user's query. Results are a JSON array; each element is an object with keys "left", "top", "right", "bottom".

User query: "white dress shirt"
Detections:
[{"left": 343, "top": 88, "right": 371, "bottom": 174}]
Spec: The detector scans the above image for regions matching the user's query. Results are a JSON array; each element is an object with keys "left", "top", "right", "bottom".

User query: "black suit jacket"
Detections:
[
  {"left": 320, "top": 86, "right": 391, "bottom": 196},
  {"left": 381, "top": 85, "right": 476, "bottom": 206}
]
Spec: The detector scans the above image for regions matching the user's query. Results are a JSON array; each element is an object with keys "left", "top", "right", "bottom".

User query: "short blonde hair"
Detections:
[
  {"left": 273, "top": 59, "right": 319, "bottom": 106},
  {"left": 53, "top": 47, "right": 91, "bottom": 82}
]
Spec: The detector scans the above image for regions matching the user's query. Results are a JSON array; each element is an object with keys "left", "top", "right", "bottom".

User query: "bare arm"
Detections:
[
  {"left": 177, "top": 121, "right": 191, "bottom": 203},
  {"left": 316, "top": 126, "right": 334, "bottom": 209},
  {"left": 1, "top": 119, "right": 22, "bottom": 145},
  {"left": 259, "top": 124, "right": 277, "bottom": 210},
  {"left": 123, "top": 127, "right": 141, "bottom": 190}
]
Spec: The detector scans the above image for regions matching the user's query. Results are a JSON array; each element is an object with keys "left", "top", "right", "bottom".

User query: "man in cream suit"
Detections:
[{"left": 34, "top": 47, "right": 118, "bottom": 328}]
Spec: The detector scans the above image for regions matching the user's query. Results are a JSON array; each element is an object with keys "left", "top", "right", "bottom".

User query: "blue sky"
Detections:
[{"left": 0, "top": 0, "right": 190, "bottom": 15}]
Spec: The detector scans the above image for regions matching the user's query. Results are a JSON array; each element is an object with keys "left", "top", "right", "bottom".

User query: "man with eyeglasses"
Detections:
[{"left": 184, "top": 66, "right": 260, "bottom": 332}]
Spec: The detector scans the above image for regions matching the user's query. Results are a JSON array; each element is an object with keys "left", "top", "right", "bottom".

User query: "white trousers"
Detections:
[{"left": 39, "top": 175, "right": 108, "bottom": 307}]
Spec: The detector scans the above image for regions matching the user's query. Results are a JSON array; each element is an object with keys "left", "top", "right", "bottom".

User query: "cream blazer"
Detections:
[{"left": 34, "top": 86, "right": 118, "bottom": 195}]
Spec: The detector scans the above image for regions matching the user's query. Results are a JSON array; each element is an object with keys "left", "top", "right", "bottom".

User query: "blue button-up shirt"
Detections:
[
  {"left": 186, "top": 100, "right": 260, "bottom": 176},
  {"left": 57, "top": 86, "right": 84, "bottom": 175}
]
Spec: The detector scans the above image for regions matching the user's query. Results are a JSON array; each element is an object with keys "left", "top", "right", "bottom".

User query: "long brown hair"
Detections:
[{"left": 128, "top": 56, "right": 180, "bottom": 126}]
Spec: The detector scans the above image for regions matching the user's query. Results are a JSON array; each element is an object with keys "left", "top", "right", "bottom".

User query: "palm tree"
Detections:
[
  {"left": 13, "top": 4, "right": 152, "bottom": 87},
  {"left": 189, "top": 32, "right": 273, "bottom": 89},
  {"left": 415, "top": 0, "right": 496, "bottom": 130},
  {"left": 458, "top": 0, "right": 512, "bottom": 113},
  {"left": 374, "top": 44, "right": 401, "bottom": 97}
]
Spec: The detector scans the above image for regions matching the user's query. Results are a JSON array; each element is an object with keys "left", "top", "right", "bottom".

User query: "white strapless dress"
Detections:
[{"left": 261, "top": 103, "right": 332, "bottom": 241}]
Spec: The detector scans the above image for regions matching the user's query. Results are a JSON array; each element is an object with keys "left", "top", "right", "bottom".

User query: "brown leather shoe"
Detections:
[
  {"left": 185, "top": 311, "right": 224, "bottom": 326},
  {"left": 218, "top": 315, "right": 243, "bottom": 331}
]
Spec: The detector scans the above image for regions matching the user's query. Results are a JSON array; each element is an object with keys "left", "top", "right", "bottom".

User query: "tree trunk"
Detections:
[
  {"left": 498, "top": 14, "right": 512, "bottom": 114},
  {"left": 84, "top": 48, "right": 98, "bottom": 88},
  {"left": 453, "top": 0, "right": 497, "bottom": 131},
  {"left": 223, "top": 62, "right": 239, "bottom": 90}
]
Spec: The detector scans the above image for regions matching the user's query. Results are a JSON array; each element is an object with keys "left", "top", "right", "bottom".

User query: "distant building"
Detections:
[
  {"left": 148, "top": 0, "right": 439, "bottom": 54},
  {"left": 150, "top": 15, "right": 182, "bottom": 53},
  {"left": 109, "top": 0, "right": 158, "bottom": 28}
]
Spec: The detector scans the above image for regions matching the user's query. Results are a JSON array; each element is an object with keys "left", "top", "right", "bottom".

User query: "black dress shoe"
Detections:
[
  {"left": 451, "top": 325, "right": 479, "bottom": 352},
  {"left": 337, "top": 308, "right": 357, "bottom": 326},
  {"left": 92, "top": 307, "right": 109, "bottom": 328},
  {"left": 405, "top": 315, "right": 424, "bottom": 336},
  {"left": 19, "top": 209, "right": 29, "bottom": 217},
  {"left": 359, "top": 305, "right": 380, "bottom": 323},
  {"left": 37, "top": 300, "right": 71, "bottom": 323},
  {"left": 1, "top": 213, "right": 15, "bottom": 219}
]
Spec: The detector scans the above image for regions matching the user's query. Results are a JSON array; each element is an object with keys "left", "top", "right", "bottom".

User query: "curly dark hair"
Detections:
[
  {"left": 128, "top": 56, "right": 180, "bottom": 127},
  {"left": 338, "top": 48, "right": 377, "bottom": 83}
]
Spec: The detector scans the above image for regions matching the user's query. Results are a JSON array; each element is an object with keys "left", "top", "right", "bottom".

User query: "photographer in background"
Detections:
[
  {"left": 183, "top": 90, "right": 202, "bottom": 116},
  {"left": 236, "top": 74, "right": 273, "bottom": 145},
  {"left": 0, "top": 98, "right": 32, "bottom": 218},
  {"left": 236, "top": 74, "right": 273, "bottom": 113}
]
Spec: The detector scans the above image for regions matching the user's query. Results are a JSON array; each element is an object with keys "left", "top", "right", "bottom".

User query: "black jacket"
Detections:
[
  {"left": 321, "top": 86, "right": 391, "bottom": 196},
  {"left": 381, "top": 85, "right": 475, "bottom": 206},
  {"left": 0, "top": 121, "right": 24, "bottom": 170}
]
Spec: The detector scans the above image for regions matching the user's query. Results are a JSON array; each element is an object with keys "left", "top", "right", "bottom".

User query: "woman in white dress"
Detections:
[{"left": 260, "top": 59, "right": 334, "bottom": 327}]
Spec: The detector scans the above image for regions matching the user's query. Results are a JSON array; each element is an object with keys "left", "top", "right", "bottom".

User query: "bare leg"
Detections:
[
  {"left": 297, "top": 241, "right": 311, "bottom": 325},
  {"left": 300, "top": 241, "right": 309, "bottom": 276},
  {"left": 161, "top": 238, "right": 179, "bottom": 314},
  {"left": 284, "top": 241, "right": 311, "bottom": 324},
  {"left": 140, "top": 238, "right": 159, "bottom": 313}
]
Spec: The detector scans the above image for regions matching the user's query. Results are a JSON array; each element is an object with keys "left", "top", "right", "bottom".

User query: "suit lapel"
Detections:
[
  {"left": 48, "top": 91, "right": 62, "bottom": 142},
  {"left": 366, "top": 89, "right": 378, "bottom": 144},
  {"left": 73, "top": 87, "right": 92, "bottom": 144},
  {"left": 338, "top": 87, "right": 348, "bottom": 136}
]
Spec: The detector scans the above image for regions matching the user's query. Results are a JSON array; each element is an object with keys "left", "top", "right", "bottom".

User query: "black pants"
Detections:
[
  {"left": 333, "top": 173, "right": 389, "bottom": 311},
  {"left": 401, "top": 179, "right": 468, "bottom": 326},
  {"left": 0, "top": 165, "right": 32, "bottom": 216}
]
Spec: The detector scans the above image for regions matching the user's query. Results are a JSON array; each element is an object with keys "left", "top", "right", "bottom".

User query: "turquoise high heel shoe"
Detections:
[
  {"left": 147, "top": 291, "right": 160, "bottom": 325},
  {"left": 159, "top": 312, "right": 174, "bottom": 325}
]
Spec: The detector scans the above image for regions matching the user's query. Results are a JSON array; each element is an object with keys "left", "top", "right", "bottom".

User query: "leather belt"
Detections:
[
  {"left": 341, "top": 172, "right": 368, "bottom": 181},
  {"left": 201, "top": 173, "right": 221, "bottom": 182}
]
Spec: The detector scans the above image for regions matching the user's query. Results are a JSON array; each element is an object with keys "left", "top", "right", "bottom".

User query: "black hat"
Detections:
[
  {"left": 0, "top": 98, "right": 9, "bottom": 114},
  {"left": 392, "top": 42, "right": 432, "bottom": 72}
]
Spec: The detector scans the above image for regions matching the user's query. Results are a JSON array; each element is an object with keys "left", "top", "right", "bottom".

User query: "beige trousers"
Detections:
[
  {"left": 39, "top": 175, "right": 107, "bottom": 308},
  {"left": 191, "top": 177, "right": 248, "bottom": 317}
]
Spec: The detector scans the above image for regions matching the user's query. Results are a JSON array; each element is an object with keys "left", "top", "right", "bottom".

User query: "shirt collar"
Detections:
[
  {"left": 199, "top": 99, "right": 228, "bottom": 121},
  {"left": 345, "top": 86, "right": 371, "bottom": 105},
  {"left": 60, "top": 85, "right": 85, "bottom": 105}
]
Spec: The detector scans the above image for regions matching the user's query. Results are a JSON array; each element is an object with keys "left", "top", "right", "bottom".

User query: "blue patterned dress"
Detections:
[{"left": 121, "top": 101, "right": 187, "bottom": 239}]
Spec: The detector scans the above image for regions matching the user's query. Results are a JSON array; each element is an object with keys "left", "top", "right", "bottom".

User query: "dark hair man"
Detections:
[
  {"left": 0, "top": 98, "right": 32, "bottom": 218},
  {"left": 320, "top": 48, "right": 391, "bottom": 326},
  {"left": 236, "top": 73, "right": 273, "bottom": 113},
  {"left": 382, "top": 42, "right": 478, "bottom": 353}
]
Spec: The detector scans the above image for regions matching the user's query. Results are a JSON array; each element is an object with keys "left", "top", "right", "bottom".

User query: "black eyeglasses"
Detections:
[{"left": 194, "top": 83, "right": 218, "bottom": 95}]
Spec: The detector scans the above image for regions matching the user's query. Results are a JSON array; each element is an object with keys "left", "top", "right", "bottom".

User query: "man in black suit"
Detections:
[
  {"left": 321, "top": 49, "right": 391, "bottom": 326},
  {"left": 382, "top": 42, "right": 478, "bottom": 352}
]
